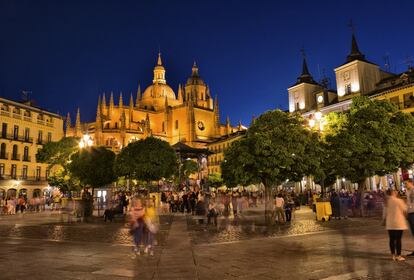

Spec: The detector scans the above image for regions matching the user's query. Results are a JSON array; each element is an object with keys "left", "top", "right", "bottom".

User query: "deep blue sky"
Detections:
[{"left": 1, "top": 0, "right": 414, "bottom": 125}]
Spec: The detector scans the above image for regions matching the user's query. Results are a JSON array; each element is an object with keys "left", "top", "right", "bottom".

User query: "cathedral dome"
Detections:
[{"left": 142, "top": 83, "right": 176, "bottom": 101}]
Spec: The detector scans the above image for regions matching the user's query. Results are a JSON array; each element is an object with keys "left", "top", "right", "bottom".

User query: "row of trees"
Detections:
[
  {"left": 221, "top": 97, "right": 414, "bottom": 221},
  {"left": 36, "top": 137, "right": 195, "bottom": 195}
]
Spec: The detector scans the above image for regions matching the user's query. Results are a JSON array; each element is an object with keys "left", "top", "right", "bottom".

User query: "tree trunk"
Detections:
[{"left": 264, "top": 180, "right": 273, "bottom": 225}]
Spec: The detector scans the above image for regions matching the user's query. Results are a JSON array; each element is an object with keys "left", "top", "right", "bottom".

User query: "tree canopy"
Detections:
[
  {"left": 114, "top": 137, "right": 178, "bottom": 182},
  {"left": 221, "top": 110, "right": 321, "bottom": 188},
  {"left": 324, "top": 96, "right": 414, "bottom": 185},
  {"left": 36, "top": 137, "right": 79, "bottom": 170},
  {"left": 68, "top": 146, "right": 116, "bottom": 189},
  {"left": 180, "top": 160, "right": 199, "bottom": 180}
]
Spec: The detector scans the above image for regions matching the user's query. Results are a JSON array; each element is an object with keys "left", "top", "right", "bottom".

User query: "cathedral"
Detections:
[{"left": 66, "top": 53, "right": 242, "bottom": 151}]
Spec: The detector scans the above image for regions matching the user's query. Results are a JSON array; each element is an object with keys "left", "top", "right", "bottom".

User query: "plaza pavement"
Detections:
[{"left": 0, "top": 208, "right": 413, "bottom": 279}]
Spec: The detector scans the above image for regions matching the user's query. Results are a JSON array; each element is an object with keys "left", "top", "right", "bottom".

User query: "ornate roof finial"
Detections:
[
  {"left": 191, "top": 61, "right": 199, "bottom": 76},
  {"left": 346, "top": 20, "right": 365, "bottom": 62},
  {"left": 178, "top": 84, "right": 183, "bottom": 103},
  {"left": 102, "top": 92, "right": 107, "bottom": 113},
  {"left": 294, "top": 48, "right": 317, "bottom": 85},
  {"left": 157, "top": 51, "right": 162, "bottom": 66},
  {"left": 119, "top": 92, "right": 123, "bottom": 108},
  {"left": 66, "top": 112, "right": 71, "bottom": 131},
  {"left": 136, "top": 84, "right": 141, "bottom": 107},
  {"left": 129, "top": 93, "right": 134, "bottom": 109}
]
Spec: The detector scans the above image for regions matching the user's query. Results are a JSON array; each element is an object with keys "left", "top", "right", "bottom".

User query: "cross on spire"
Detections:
[{"left": 347, "top": 19, "right": 356, "bottom": 34}]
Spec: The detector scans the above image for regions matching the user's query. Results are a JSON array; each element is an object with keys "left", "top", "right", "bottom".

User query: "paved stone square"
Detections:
[{"left": 0, "top": 210, "right": 413, "bottom": 279}]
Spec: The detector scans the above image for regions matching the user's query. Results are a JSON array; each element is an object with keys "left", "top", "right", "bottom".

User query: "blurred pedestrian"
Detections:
[
  {"left": 129, "top": 198, "right": 145, "bottom": 258},
  {"left": 144, "top": 199, "right": 159, "bottom": 256},
  {"left": 274, "top": 193, "right": 285, "bottom": 224},
  {"left": 406, "top": 181, "right": 414, "bottom": 257},
  {"left": 383, "top": 189, "right": 408, "bottom": 261}
]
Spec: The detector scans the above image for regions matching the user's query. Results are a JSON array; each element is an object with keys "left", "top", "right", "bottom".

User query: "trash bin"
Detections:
[{"left": 315, "top": 198, "right": 332, "bottom": 222}]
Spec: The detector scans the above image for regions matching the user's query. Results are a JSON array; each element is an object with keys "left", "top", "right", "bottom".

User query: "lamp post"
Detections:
[{"left": 79, "top": 134, "right": 93, "bottom": 149}]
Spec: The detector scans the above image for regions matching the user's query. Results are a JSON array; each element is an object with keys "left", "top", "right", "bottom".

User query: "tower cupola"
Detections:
[{"left": 153, "top": 52, "right": 166, "bottom": 84}]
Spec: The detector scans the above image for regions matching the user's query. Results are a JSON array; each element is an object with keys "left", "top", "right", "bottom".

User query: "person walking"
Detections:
[
  {"left": 129, "top": 198, "right": 145, "bottom": 258},
  {"left": 144, "top": 199, "right": 159, "bottom": 256},
  {"left": 405, "top": 181, "right": 414, "bottom": 257},
  {"left": 383, "top": 189, "right": 408, "bottom": 261},
  {"left": 274, "top": 193, "right": 285, "bottom": 224}
]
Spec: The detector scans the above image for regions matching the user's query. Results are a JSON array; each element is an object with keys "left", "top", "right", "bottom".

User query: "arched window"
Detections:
[
  {"left": 23, "top": 146, "right": 29, "bottom": 161},
  {"left": 162, "top": 122, "right": 165, "bottom": 132},
  {"left": 0, "top": 143, "right": 6, "bottom": 159},
  {"left": 175, "top": 120, "right": 178, "bottom": 129},
  {"left": 114, "top": 122, "right": 118, "bottom": 129},
  {"left": 12, "top": 144, "right": 18, "bottom": 159}
]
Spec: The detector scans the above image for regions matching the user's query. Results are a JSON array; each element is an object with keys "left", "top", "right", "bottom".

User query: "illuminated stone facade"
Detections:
[
  {"left": 287, "top": 32, "right": 414, "bottom": 190},
  {"left": 66, "top": 54, "right": 243, "bottom": 152},
  {"left": 0, "top": 98, "right": 64, "bottom": 199}
]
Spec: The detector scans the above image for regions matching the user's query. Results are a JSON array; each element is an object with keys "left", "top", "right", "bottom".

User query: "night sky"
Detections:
[{"left": 1, "top": 0, "right": 414, "bottom": 125}]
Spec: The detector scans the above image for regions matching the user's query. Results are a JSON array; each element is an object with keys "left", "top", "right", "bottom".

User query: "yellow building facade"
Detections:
[
  {"left": 207, "top": 129, "right": 247, "bottom": 174},
  {"left": 66, "top": 54, "right": 241, "bottom": 152},
  {"left": 0, "top": 98, "right": 64, "bottom": 199}
]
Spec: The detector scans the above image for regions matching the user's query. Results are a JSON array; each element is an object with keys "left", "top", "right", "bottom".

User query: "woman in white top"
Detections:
[{"left": 384, "top": 189, "right": 408, "bottom": 261}]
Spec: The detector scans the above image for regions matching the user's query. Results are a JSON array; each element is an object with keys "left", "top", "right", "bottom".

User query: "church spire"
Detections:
[
  {"left": 191, "top": 61, "right": 199, "bottom": 76},
  {"left": 129, "top": 93, "right": 134, "bottom": 109},
  {"left": 136, "top": 84, "right": 141, "bottom": 107},
  {"left": 65, "top": 112, "right": 71, "bottom": 136},
  {"left": 346, "top": 33, "right": 366, "bottom": 62},
  {"left": 96, "top": 96, "right": 102, "bottom": 129},
  {"left": 119, "top": 92, "right": 123, "bottom": 108},
  {"left": 178, "top": 84, "right": 183, "bottom": 103},
  {"left": 109, "top": 91, "right": 114, "bottom": 110},
  {"left": 102, "top": 92, "right": 107, "bottom": 115},
  {"left": 295, "top": 56, "right": 317, "bottom": 85},
  {"left": 157, "top": 52, "right": 162, "bottom": 66},
  {"left": 75, "top": 108, "right": 81, "bottom": 137}
]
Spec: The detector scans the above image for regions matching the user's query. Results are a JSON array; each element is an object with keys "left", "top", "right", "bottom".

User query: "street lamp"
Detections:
[{"left": 79, "top": 134, "right": 93, "bottom": 149}]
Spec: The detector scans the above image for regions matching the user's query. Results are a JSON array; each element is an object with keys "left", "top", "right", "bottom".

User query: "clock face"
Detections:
[
  {"left": 317, "top": 95, "right": 324, "bottom": 103},
  {"left": 343, "top": 71, "right": 350, "bottom": 81},
  {"left": 197, "top": 121, "right": 205, "bottom": 131}
]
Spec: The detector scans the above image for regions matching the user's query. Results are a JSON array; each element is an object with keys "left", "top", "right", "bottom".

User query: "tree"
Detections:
[
  {"left": 36, "top": 137, "right": 80, "bottom": 192},
  {"left": 114, "top": 137, "right": 178, "bottom": 184},
  {"left": 324, "top": 96, "right": 414, "bottom": 189},
  {"left": 207, "top": 172, "right": 224, "bottom": 188},
  {"left": 36, "top": 137, "right": 79, "bottom": 169},
  {"left": 221, "top": 110, "right": 320, "bottom": 223},
  {"left": 181, "top": 160, "right": 199, "bottom": 181},
  {"left": 68, "top": 146, "right": 116, "bottom": 190}
]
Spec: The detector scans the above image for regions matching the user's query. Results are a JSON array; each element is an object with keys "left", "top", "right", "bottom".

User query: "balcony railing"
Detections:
[
  {"left": 11, "top": 154, "right": 20, "bottom": 161},
  {"left": 0, "top": 134, "right": 34, "bottom": 143},
  {"left": 0, "top": 175, "right": 45, "bottom": 181},
  {"left": 0, "top": 153, "right": 8, "bottom": 160},
  {"left": 22, "top": 156, "right": 31, "bottom": 162},
  {"left": 0, "top": 110, "right": 10, "bottom": 117}
]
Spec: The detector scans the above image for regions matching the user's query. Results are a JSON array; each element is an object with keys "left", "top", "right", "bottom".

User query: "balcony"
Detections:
[
  {"left": 0, "top": 153, "right": 8, "bottom": 160},
  {"left": 11, "top": 154, "right": 20, "bottom": 161},
  {"left": 0, "top": 110, "right": 10, "bottom": 117},
  {"left": 22, "top": 156, "right": 31, "bottom": 162},
  {"left": 0, "top": 134, "right": 34, "bottom": 143},
  {"left": 13, "top": 113, "right": 22, "bottom": 119}
]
